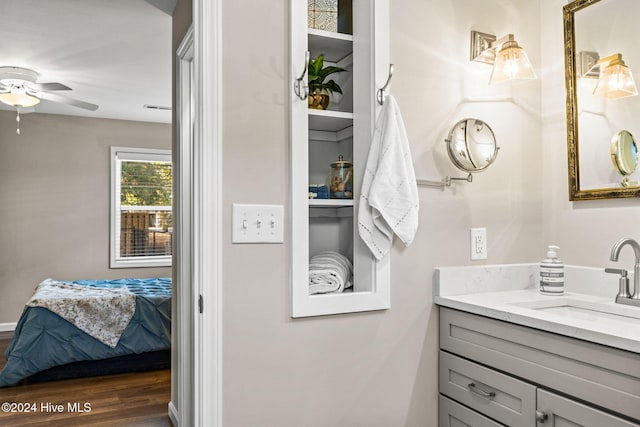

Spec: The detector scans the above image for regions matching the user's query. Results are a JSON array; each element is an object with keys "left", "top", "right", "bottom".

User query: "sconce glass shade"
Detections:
[
  {"left": 489, "top": 40, "right": 536, "bottom": 84},
  {"left": 0, "top": 91, "right": 41, "bottom": 108},
  {"left": 593, "top": 55, "right": 638, "bottom": 99}
]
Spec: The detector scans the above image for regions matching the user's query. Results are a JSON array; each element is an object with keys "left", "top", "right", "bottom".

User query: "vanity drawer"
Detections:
[
  {"left": 439, "top": 395, "right": 503, "bottom": 427},
  {"left": 440, "top": 350, "right": 536, "bottom": 426}
]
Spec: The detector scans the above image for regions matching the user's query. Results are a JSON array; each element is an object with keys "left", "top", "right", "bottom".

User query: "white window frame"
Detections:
[{"left": 110, "top": 146, "right": 173, "bottom": 268}]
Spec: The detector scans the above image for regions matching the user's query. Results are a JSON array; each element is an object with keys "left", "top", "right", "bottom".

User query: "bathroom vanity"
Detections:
[{"left": 435, "top": 264, "right": 640, "bottom": 426}]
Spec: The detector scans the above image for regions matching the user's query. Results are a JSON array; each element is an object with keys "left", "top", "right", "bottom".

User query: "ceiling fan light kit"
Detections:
[
  {"left": 0, "top": 91, "right": 40, "bottom": 108},
  {"left": 0, "top": 66, "right": 99, "bottom": 134},
  {"left": 0, "top": 67, "right": 42, "bottom": 111}
]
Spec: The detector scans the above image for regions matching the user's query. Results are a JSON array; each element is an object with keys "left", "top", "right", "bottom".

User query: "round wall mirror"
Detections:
[
  {"left": 610, "top": 130, "right": 638, "bottom": 186},
  {"left": 446, "top": 118, "right": 498, "bottom": 173}
]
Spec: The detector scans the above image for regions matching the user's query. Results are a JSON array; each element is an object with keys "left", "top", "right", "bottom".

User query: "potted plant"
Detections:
[{"left": 308, "top": 54, "right": 348, "bottom": 110}]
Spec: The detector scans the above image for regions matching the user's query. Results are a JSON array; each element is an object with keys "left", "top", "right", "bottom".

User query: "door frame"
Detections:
[
  {"left": 172, "top": 25, "right": 195, "bottom": 427},
  {"left": 173, "top": 0, "right": 223, "bottom": 425},
  {"left": 193, "top": 0, "right": 223, "bottom": 425}
]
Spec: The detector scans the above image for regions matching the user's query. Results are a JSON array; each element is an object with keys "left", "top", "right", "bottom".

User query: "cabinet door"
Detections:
[
  {"left": 290, "top": 0, "right": 390, "bottom": 317},
  {"left": 536, "top": 389, "right": 640, "bottom": 427}
]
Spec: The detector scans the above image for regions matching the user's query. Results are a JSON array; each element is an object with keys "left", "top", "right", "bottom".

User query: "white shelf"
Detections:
[
  {"left": 309, "top": 200, "right": 354, "bottom": 219},
  {"left": 309, "top": 126, "right": 353, "bottom": 143},
  {"left": 308, "top": 29, "right": 353, "bottom": 63},
  {"left": 308, "top": 109, "right": 353, "bottom": 132},
  {"left": 309, "top": 206, "right": 353, "bottom": 219},
  {"left": 308, "top": 199, "right": 354, "bottom": 207}
]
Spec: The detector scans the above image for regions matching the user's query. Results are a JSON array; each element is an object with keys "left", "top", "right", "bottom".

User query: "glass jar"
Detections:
[{"left": 329, "top": 155, "right": 353, "bottom": 199}]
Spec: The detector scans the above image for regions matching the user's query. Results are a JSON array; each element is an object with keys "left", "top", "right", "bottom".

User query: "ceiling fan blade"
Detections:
[
  {"left": 17, "top": 106, "right": 36, "bottom": 114},
  {"left": 0, "top": 82, "right": 8, "bottom": 92},
  {"left": 32, "top": 82, "right": 72, "bottom": 91},
  {"left": 40, "top": 92, "right": 98, "bottom": 111}
]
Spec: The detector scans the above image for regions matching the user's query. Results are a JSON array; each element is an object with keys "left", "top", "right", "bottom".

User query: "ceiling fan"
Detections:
[
  {"left": 0, "top": 66, "right": 99, "bottom": 134},
  {"left": 0, "top": 66, "right": 99, "bottom": 112}
]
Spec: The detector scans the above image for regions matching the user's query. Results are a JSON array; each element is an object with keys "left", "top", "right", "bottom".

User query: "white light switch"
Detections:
[{"left": 232, "top": 204, "right": 284, "bottom": 243}]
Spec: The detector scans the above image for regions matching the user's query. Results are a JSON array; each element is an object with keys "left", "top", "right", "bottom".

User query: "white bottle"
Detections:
[{"left": 540, "top": 245, "right": 564, "bottom": 295}]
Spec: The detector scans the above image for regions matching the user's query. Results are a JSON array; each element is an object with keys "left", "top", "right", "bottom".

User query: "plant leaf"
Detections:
[
  {"left": 308, "top": 53, "right": 348, "bottom": 95},
  {"left": 323, "top": 80, "right": 343, "bottom": 95}
]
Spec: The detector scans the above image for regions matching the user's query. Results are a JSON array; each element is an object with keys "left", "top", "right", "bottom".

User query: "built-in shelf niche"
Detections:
[{"left": 291, "top": 0, "right": 390, "bottom": 317}]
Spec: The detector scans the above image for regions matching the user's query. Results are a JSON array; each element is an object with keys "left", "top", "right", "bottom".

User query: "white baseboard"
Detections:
[
  {"left": 168, "top": 401, "right": 179, "bottom": 426},
  {"left": 0, "top": 322, "right": 16, "bottom": 333}
]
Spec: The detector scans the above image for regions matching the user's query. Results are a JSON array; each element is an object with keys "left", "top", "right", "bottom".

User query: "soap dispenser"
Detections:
[{"left": 540, "top": 245, "right": 564, "bottom": 295}]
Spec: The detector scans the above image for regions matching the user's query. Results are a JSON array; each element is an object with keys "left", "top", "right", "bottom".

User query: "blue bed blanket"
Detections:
[{"left": 0, "top": 278, "right": 171, "bottom": 387}]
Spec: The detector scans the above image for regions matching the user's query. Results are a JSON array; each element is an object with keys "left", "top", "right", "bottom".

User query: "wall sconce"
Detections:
[
  {"left": 470, "top": 30, "right": 536, "bottom": 84},
  {"left": 592, "top": 53, "right": 638, "bottom": 99},
  {"left": 577, "top": 51, "right": 600, "bottom": 78}
]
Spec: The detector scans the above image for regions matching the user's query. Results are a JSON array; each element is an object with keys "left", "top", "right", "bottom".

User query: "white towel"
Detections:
[
  {"left": 358, "top": 95, "right": 419, "bottom": 260},
  {"left": 309, "top": 251, "right": 353, "bottom": 294}
]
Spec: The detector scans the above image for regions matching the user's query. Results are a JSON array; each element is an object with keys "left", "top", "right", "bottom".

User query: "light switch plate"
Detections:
[{"left": 232, "top": 204, "right": 284, "bottom": 244}]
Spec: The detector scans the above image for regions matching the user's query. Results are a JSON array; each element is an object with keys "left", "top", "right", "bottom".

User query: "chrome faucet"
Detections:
[{"left": 607, "top": 237, "right": 640, "bottom": 307}]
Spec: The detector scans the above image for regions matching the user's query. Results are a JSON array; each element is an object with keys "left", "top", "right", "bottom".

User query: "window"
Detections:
[{"left": 110, "top": 147, "right": 172, "bottom": 268}]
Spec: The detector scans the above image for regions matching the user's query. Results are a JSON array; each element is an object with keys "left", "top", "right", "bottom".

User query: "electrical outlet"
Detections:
[{"left": 470, "top": 228, "right": 487, "bottom": 260}]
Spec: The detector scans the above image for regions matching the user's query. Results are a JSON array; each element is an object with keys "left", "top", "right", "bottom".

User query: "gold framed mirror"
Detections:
[{"left": 564, "top": 0, "right": 640, "bottom": 200}]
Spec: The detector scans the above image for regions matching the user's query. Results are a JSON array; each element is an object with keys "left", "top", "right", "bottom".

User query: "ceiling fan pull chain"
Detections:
[{"left": 16, "top": 108, "right": 21, "bottom": 135}]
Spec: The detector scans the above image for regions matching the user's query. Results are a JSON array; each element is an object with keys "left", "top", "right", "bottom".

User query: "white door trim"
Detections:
[
  {"left": 193, "top": 0, "right": 223, "bottom": 426},
  {"left": 172, "top": 25, "right": 195, "bottom": 427}
]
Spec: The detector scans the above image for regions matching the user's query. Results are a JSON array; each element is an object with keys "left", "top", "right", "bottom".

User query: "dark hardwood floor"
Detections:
[{"left": 0, "top": 333, "right": 172, "bottom": 426}]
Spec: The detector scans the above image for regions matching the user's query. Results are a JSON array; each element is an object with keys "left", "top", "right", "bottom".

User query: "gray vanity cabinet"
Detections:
[{"left": 438, "top": 307, "right": 640, "bottom": 426}]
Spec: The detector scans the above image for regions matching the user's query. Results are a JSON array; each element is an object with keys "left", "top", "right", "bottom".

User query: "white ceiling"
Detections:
[{"left": 0, "top": 0, "right": 172, "bottom": 124}]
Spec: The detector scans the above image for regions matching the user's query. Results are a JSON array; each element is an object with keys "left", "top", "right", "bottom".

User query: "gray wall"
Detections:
[
  {"left": 0, "top": 110, "right": 171, "bottom": 324},
  {"left": 218, "top": 0, "right": 541, "bottom": 425}
]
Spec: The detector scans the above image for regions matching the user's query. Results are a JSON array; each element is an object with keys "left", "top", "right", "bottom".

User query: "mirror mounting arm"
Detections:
[
  {"left": 417, "top": 173, "right": 473, "bottom": 189},
  {"left": 449, "top": 173, "right": 473, "bottom": 184}
]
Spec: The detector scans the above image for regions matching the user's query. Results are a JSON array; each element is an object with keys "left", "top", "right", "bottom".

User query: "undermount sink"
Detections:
[{"left": 508, "top": 297, "right": 640, "bottom": 326}]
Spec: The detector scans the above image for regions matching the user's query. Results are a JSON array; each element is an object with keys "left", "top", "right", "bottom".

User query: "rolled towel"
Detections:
[{"left": 309, "top": 251, "right": 353, "bottom": 295}]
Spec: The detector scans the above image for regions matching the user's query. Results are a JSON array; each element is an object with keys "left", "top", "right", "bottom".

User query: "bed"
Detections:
[{"left": 0, "top": 277, "right": 171, "bottom": 387}]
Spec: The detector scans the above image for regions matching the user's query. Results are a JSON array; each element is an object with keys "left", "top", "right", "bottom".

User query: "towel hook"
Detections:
[
  {"left": 377, "top": 64, "right": 394, "bottom": 105},
  {"left": 294, "top": 51, "right": 310, "bottom": 101}
]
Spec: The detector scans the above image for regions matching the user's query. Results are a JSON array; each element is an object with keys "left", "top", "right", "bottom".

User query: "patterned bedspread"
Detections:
[
  {"left": 27, "top": 279, "right": 136, "bottom": 348},
  {"left": 0, "top": 277, "right": 171, "bottom": 387}
]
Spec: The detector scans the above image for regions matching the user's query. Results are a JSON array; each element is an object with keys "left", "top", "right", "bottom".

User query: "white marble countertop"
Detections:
[{"left": 434, "top": 264, "right": 640, "bottom": 354}]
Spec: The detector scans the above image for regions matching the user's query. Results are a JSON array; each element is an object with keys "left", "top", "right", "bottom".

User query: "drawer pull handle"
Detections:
[{"left": 467, "top": 382, "right": 496, "bottom": 400}]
